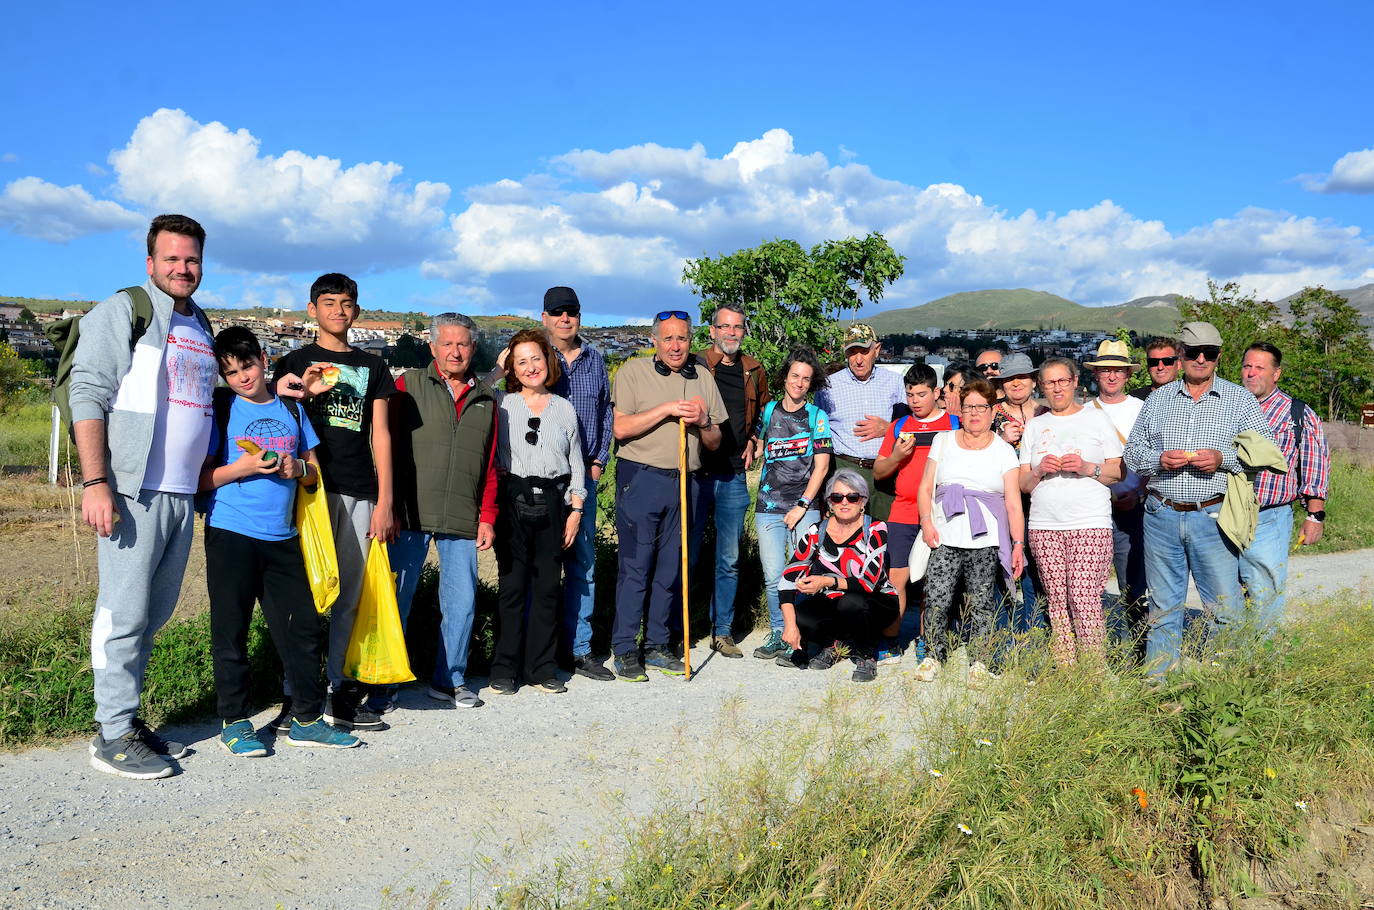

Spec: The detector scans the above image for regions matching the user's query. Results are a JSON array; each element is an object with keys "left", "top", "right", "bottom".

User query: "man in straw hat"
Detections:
[
  {"left": 1086, "top": 339, "right": 1149, "bottom": 648},
  {"left": 1124, "top": 322, "right": 1271, "bottom": 673}
]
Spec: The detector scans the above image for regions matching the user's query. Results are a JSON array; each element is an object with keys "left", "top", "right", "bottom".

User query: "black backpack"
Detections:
[{"left": 196, "top": 388, "right": 304, "bottom": 514}]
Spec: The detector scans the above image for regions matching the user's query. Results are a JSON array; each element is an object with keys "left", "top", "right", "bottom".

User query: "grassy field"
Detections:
[
  {"left": 489, "top": 600, "right": 1374, "bottom": 909},
  {"left": 0, "top": 393, "right": 55, "bottom": 468}
]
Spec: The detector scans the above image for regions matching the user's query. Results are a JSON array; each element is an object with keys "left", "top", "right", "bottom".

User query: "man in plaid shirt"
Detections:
[
  {"left": 1239, "top": 341, "right": 1329, "bottom": 632},
  {"left": 1124, "top": 322, "right": 1272, "bottom": 673}
]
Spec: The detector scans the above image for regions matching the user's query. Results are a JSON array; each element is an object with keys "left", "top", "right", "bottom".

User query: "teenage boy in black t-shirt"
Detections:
[{"left": 274, "top": 273, "right": 396, "bottom": 729}]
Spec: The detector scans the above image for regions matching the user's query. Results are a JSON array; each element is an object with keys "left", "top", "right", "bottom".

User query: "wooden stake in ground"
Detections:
[{"left": 678, "top": 417, "right": 691, "bottom": 681}]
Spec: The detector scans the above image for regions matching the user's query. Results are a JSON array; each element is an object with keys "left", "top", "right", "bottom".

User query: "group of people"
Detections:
[{"left": 71, "top": 214, "right": 1330, "bottom": 781}]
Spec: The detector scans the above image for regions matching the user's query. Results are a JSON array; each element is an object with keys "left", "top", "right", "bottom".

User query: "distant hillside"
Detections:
[
  {"left": 1121, "top": 293, "right": 1188, "bottom": 309},
  {"left": 0, "top": 295, "right": 95, "bottom": 313},
  {"left": 864, "top": 289, "right": 1180, "bottom": 335},
  {"left": 1277, "top": 284, "right": 1374, "bottom": 330}
]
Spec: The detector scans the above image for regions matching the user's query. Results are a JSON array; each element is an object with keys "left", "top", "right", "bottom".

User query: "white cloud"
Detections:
[
  {"left": 0, "top": 176, "right": 142, "bottom": 242},
  {"left": 1, "top": 153, "right": 17, "bottom": 164},
  {"left": 1300, "top": 147, "right": 1374, "bottom": 194},
  {"left": 108, "top": 108, "right": 451, "bottom": 273},
  {"left": 85, "top": 162, "right": 108, "bottom": 177},
  {"left": 427, "top": 130, "right": 1374, "bottom": 315}
]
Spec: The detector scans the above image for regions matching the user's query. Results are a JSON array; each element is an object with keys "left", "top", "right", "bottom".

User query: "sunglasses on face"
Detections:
[
  {"left": 656, "top": 310, "right": 691, "bottom": 322},
  {"left": 977, "top": 363, "right": 1000, "bottom": 373},
  {"left": 1147, "top": 356, "right": 1178, "bottom": 367},
  {"left": 1182, "top": 345, "right": 1221, "bottom": 362},
  {"left": 524, "top": 416, "right": 540, "bottom": 445},
  {"left": 827, "top": 492, "right": 866, "bottom": 504}
]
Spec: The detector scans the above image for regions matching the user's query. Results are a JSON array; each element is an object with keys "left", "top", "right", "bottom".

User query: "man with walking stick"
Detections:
[{"left": 610, "top": 310, "right": 727, "bottom": 681}]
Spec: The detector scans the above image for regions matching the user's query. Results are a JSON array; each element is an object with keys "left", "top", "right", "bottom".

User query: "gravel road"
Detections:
[{"left": 3, "top": 548, "right": 1370, "bottom": 910}]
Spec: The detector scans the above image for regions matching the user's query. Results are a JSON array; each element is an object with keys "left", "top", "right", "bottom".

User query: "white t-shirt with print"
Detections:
[
  {"left": 142, "top": 310, "right": 217, "bottom": 494},
  {"left": 928, "top": 431, "right": 1019, "bottom": 549},
  {"left": 1093, "top": 396, "right": 1146, "bottom": 500},
  {"left": 1019, "top": 407, "right": 1122, "bottom": 530}
]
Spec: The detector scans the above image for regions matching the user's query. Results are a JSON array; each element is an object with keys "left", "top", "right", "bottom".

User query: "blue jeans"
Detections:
[
  {"left": 1104, "top": 502, "right": 1149, "bottom": 645},
  {"left": 1142, "top": 495, "right": 1244, "bottom": 673},
  {"left": 390, "top": 529, "right": 477, "bottom": 689},
  {"left": 561, "top": 469, "right": 599, "bottom": 658},
  {"left": 754, "top": 509, "right": 820, "bottom": 630},
  {"left": 689, "top": 472, "right": 752, "bottom": 637},
  {"left": 1238, "top": 503, "right": 1291, "bottom": 636},
  {"left": 997, "top": 548, "right": 1045, "bottom": 634}
]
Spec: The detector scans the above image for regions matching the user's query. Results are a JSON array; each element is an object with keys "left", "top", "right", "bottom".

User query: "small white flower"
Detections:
[
  {"left": 1295, "top": 800, "right": 1309, "bottom": 812},
  {"left": 957, "top": 823, "right": 973, "bottom": 836},
  {"left": 976, "top": 738, "right": 993, "bottom": 747},
  {"left": 928, "top": 769, "right": 943, "bottom": 778}
]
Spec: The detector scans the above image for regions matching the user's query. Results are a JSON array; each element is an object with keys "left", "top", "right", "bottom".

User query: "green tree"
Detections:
[
  {"left": 1283, "top": 286, "right": 1374, "bottom": 421},
  {"left": 0, "top": 341, "right": 33, "bottom": 414},
  {"left": 1177, "top": 280, "right": 1286, "bottom": 382},
  {"left": 681, "top": 233, "right": 906, "bottom": 375},
  {"left": 387, "top": 333, "right": 433, "bottom": 369},
  {"left": 17, "top": 307, "right": 36, "bottom": 323}
]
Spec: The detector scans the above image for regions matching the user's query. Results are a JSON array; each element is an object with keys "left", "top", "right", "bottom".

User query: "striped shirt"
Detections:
[
  {"left": 495, "top": 392, "right": 587, "bottom": 503},
  {"left": 815, "top": 367, "right": 904, "bottom": 460},
  {"left": 779, "top": 519, "right": 896, "bottom": 603},
  {"left": 551, "top": 338, "right": 614, "bottom": 466},
  {"left": 1124, "top": 376, "right": 1272, "bottom": 502},
  {"left": 1253, "top": 388, "right": 1330, "bottom": 507}
]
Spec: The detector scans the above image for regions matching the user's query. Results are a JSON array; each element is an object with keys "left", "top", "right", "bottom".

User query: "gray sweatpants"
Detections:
[
  {"left": 91, "top": 489, "right": 196, "bottom": 740},
  {"left": 325, "top": 492, "right": 373, "bottom": 688}
]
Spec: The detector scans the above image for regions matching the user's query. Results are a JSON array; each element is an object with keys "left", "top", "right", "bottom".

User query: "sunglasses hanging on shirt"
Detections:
[{"left": 525, "top": 416, "right": 540, "bottom": 445}]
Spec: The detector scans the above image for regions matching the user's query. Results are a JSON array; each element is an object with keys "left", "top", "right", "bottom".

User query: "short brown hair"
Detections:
[
  {"left": 146, "top": 214, "right": 206, "bottom": 257},
  {"left": 960, "top": 377, "right": 997, "bottom": 407},
  {"left": 503, "top": 329, "right": 562, "bottom": 390},
  {"left": 1144, "top": 336, "right": 1177, "bottom": 355}
]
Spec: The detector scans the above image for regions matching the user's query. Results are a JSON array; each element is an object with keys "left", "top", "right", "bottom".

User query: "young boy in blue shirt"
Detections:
[{"left": 200, "top": 326, "right": 360, "bottom": 755}]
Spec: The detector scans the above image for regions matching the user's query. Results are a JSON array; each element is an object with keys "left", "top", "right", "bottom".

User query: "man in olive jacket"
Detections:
[{"left": 388, "top": 313, "right": 498, "bottom": 710}]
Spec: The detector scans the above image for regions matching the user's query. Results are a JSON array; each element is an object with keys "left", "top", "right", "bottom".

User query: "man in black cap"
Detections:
[{"left": 540, "top": 288, "right": 616, "bottom": 680}]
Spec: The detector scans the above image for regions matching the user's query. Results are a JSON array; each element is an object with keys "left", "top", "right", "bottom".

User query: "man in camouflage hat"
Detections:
[{"left": 815, "top": 323, "right": 904, "bottom": 519}]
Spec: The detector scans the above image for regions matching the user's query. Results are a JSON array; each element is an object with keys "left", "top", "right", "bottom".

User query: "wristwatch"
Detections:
[
  {"left": 795, "top": 499, "right": 810, "bottom": 509},
  {"left": 1091, "top": 464, "right": 1102, "bottom": 479},
  {"left": 1306, "top": 509, "right": 1326, "bottom": 522}
]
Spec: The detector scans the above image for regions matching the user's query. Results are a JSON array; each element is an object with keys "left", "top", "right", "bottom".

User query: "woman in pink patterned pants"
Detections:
[{"left": 1018, "top": 358, "right": 1125, "bottom": 665}]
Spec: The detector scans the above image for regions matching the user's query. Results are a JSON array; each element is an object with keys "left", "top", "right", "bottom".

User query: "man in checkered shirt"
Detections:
[
  {"left": 1124, "top": 321, "right": 1272, "bottom": 673},
  {"left": 1238, "top": 341, "right": 1329, "bottom": 633}
]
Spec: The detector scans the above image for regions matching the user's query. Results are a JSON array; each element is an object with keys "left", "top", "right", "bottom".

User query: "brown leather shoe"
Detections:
[{"left": 711, "top": 635, "right": 744, "bottom": 659}]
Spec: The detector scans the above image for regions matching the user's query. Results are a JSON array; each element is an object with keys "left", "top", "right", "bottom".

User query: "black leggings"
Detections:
[
  {"left": 791, "top": 589, "right": 899, "bottom": 658},
  {"left": 493, "top": 495, "right": 564, "bottom": 684},
  {"left": 922, "top": 545, "right": 1000, "bottom": 665}
]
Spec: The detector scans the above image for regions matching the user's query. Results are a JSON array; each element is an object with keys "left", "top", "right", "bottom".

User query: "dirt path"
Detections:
[{"left": 2, "top": 550, "right": 1371, "bottom": 909}]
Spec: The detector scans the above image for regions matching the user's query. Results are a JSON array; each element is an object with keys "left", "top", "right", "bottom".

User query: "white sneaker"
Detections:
[
  {"left": 913, "top": 656, "right": 941, "bottom": 682},
  {"left": 968, "top": 661, "right": 1000, "bottom": 690}
]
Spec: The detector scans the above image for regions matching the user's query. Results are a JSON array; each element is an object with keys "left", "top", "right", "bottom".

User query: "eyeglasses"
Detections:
[
  {"left": 1147, "top": 356, "right": 1177, "bottom": 367},
  {"left": 712, "top": 323, "right": 745, "bottom": 334},
  {"left": 1182, "top": 345, "right": 1221, "bottom": 362},
  {"left": 977, "top": 363, "right": 1000, "bottom": 373},
  {"left": 656, "top": 310, "right": 691, "bottom": 322},
  {"left": 1041, "top": 378, "right": 1075, "bottom": 388},
  {"left": 827, "top": 492, "right": 866, "bottom": 504},
  {"left": 962, "top": 403, "right": 992, "bottom": 413},
  {"left": 524, "top": 416, "right": 541, "bottom": 445}
]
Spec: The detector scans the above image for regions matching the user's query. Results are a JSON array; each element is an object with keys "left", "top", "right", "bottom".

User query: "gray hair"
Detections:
[
  {"left": 711, "top": 302, "right": 747, "bottom": 328},
  {"left": 430, "top": 312, "right": 478, "bottom": 339},
  {"left": 825, "top": 469, "right": 869, "bottom": 502},
  {"left": 1038, "top": 356, "right": 1079, "bottom": 380},
  {"left": 652, "top": 310, "right": 693, "bottom": 337}
]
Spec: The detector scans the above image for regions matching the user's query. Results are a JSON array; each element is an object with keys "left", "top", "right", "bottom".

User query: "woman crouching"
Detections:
[{"left": 778, "top": 470, "right": 898, "bottom": 683}]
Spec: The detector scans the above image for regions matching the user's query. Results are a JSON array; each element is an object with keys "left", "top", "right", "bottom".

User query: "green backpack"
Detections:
[{"left": 45, "top": 286, "right": 154, "bottom": 432}]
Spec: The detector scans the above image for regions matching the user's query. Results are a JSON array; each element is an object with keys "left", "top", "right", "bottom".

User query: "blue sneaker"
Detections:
[
  {"left": 875, "top": 637, "right": 904, "bottom": 665},
  {"left": 284, "top": 717, "right": 361, "bottom": 750},
  {"left": 914, "top": 638, "right": 928, "bottom": 662},
  {"left": 218, "top": 719, "right": 268, "bottom": 758}
]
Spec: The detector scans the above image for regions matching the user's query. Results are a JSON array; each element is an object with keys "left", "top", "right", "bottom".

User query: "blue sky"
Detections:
[{"left": 2, "top": 0, "right": 1371, "bottom": 325}]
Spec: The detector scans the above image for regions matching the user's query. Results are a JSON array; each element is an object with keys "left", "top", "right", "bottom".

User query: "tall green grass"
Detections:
[
  {"left": 1290, "top": 455, "right": 1374, "bottom": 554},
  {"left": 488, "top": 600, "right": 1374, "bottom": 909},
  {"left": 0, "top": 393, "right": 55, "bottom": 468}
]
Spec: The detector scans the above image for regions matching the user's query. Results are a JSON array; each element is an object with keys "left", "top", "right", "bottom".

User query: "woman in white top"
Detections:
[
  {"left": 915, "top": 379, "right": 1024, "bottom": 686},
  {"left": 1018, "top": 357, "right": 1123, "bottom": 666},
  {"left": 491, "top": 329, "right": 586, "bottom": 695}
]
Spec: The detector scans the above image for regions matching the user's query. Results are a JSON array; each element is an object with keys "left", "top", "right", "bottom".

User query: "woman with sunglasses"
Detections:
[
  {"left": 778, "top": 469, "right": 898, "bottom": 683},
  {"left": 490, "top": 329, "right": 586, "bottom": 695},
  {"left": 1018, "top": 357, "right": 1122, "bottom": 666},
  {"left": 915, "top": 378, "right": 1025, "bottom": 687}
]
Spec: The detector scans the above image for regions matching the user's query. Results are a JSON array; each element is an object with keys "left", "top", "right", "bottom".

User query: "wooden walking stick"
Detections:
[{"left": 679, "top": 417, "right": 692, "bottom": 680}]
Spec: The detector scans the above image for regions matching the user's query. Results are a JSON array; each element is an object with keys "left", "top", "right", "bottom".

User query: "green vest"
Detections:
[{"left": 393, "top": 366, "right": 496, "bottom": 538}]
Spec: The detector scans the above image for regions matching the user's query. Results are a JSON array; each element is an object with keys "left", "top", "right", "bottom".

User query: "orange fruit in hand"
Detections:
[{"left": 320, "top": 366, "right": 342, "bottom": 387}]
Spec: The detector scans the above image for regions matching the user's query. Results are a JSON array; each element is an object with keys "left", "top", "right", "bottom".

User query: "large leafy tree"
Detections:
[
  {"left": 0, "top": 341, "right": 33, "bottom": 414},
  {"left": 681, "top": 233, "right": 906, "bottom": 376},
  {"left": 1177, "top": 281, "right": 1286, "bottom": 383}
]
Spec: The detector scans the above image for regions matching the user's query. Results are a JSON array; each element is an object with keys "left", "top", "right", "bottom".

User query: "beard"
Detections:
[{"left": 717, "top": 337, "right": 742, "bottom": 356}]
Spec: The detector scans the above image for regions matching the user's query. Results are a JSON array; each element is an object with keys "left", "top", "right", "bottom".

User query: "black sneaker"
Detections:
[
  {"left": 613, "top": 653, "right": 648, "bottom": 682},
  {"left": 851, "top": 657, "right": 878, "bottom": 683},
  {"left": 573, "top": 655, "right": 615, "bottom": 681},
  {"left": 489, "top": 677, "right": 518, "bottom": 695},
  {"left": 531, "top": 679, "right": 567, "bottom": 694},
  {"left": 775, "top": 647, "right": 804, "bottom": 669},
  {"left": 809, "top": 645, "right": 841, "bottom": 671},
  {"left": 132, "top": 718, "right": 189, "bottom": 759},
  {"left": 644, "top": 645, "right": 685, "bottom": 676},
  {"left": 323, "top": 691, "right": 357, "bottom": 728},
  {"left": 266, "top": 703, "right": 294, "bottom": 734},
  {"left": 89, "top": 731, "right": 174, "bottom": 780}
]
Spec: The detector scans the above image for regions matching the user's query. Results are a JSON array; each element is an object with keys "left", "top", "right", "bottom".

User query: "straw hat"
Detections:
[{"left": 1084, "top": 339, "right": 1140, "bottom": 371}]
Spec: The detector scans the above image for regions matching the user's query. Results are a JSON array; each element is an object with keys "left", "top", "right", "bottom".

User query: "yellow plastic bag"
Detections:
[
  {"left": 344, "top": 538, "right": 416, "bottom": 685},
  {"left": 295, "top": 479, "right": 339, "bottom": 615}
]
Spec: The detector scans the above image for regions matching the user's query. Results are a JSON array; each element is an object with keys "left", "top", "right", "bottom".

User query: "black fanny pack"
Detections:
[{"left": 503, "top": 474, "right": 570, "bottom": 522}]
